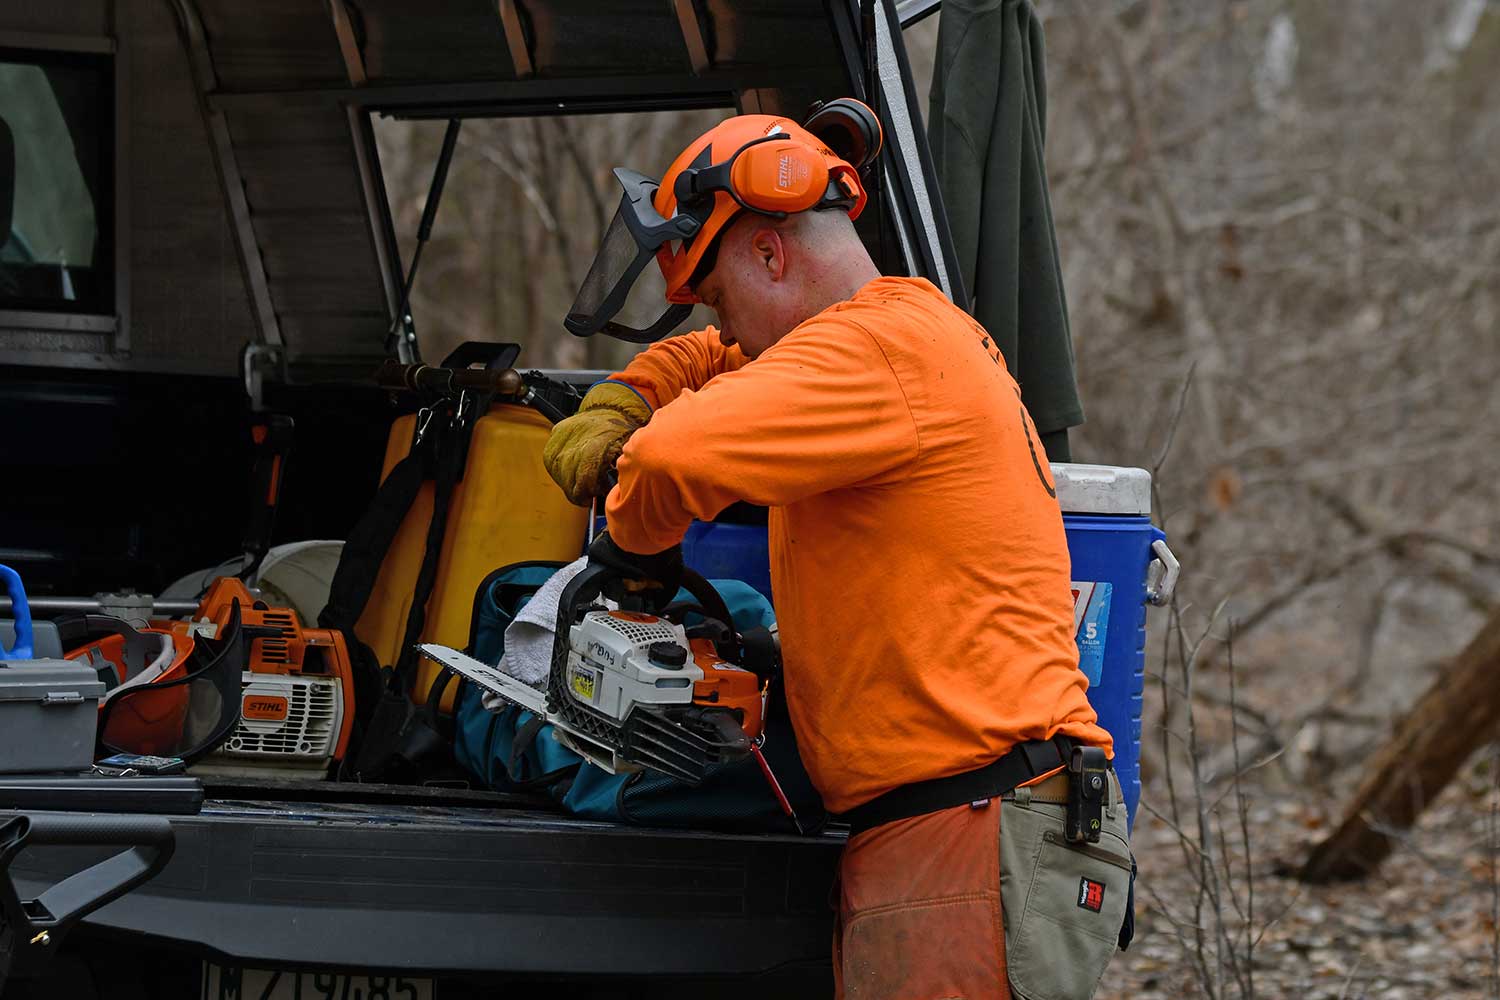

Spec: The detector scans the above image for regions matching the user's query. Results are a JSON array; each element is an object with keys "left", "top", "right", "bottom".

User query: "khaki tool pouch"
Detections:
[{"left": 1000, "top": 775, "right": 1134, "bottom": 1000}]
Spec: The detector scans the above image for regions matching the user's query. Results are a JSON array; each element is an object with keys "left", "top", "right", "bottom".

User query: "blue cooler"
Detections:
[
  {"left": 593, "top": 518, "right": 775, "bottom": 602},
  {"left": 1054, "top": 463, "right": 1178, "bottom": 827},
  {"left": 680, "top": 520, "right": 773, "bottom": 602}
]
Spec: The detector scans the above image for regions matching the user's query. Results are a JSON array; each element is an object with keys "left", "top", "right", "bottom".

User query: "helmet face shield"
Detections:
[
  {"left": 564, "top": 168, "right": 703, "bottom": 342},
  {"left": 564, "top": 107, "right": 875, "bottom": 344}
]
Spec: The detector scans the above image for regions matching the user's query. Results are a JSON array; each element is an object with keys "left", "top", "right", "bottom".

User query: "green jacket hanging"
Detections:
[{"left": 927, "top": 0, "right": 1083, "bottom": 458}]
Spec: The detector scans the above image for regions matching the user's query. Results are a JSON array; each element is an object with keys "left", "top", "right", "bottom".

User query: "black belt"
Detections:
[{"left": 840, "top": 735, "right": 1088, "bottom": 836}]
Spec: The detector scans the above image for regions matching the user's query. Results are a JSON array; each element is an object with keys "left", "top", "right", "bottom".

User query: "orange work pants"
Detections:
[{"left": 834, "top": 799, "right": 1009, "bottom": 999}]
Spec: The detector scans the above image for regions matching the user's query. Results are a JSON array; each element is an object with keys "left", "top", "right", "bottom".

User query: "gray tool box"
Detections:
[
  {"left": 1, "top": 620, "right": 63, "bottom": 659},
  {"left": 0, "top": 659, "right": 104, "bottom": 773}
]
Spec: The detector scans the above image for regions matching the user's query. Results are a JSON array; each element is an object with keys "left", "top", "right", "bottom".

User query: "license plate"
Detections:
[{"left": 201, "top": 964, "right": 434, "bottom": 1000}]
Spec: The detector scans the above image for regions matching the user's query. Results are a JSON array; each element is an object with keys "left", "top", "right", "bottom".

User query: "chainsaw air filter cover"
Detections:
[{"left": 566, "top": 610, "right": 697, "bottom": 720}]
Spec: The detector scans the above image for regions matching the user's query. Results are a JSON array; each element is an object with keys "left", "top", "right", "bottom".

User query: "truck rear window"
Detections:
[{"left": 0, "top": 48, "right": 113, "bottom": 315}]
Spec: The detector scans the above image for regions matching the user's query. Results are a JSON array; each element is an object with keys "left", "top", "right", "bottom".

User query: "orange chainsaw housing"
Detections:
[
  {"left": 173, "top": 577, "right": 356, "bottom": 763},
  {"left": 689, "top": 637, "right": 764, "bottom": 742}
]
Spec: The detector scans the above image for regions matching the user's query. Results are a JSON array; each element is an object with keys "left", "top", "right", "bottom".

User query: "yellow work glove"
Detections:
[{"left": 543, "top": 381, "right": 651, "bottom": 506}]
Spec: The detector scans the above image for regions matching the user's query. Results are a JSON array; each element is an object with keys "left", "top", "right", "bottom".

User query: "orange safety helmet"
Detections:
[
  {"left": 64, "top": 617, "right": 197, "bottom": 758},
  {"left": 564, "top": 98, "right": 882, "bottom": 343}
]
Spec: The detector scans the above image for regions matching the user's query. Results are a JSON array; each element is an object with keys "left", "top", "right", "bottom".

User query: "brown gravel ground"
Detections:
[{"left": 1098, "top": 755, "right": 1499, "bottom": 1000}]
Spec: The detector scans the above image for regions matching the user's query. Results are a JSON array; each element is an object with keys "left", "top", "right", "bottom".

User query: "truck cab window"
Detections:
[{"left": 0, "top": 49, "right": 113, "bottom": 315}]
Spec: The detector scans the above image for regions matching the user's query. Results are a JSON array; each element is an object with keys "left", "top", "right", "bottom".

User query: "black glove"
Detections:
[{"left": 587, "top": 531, "right": 684, "bottom": 600}]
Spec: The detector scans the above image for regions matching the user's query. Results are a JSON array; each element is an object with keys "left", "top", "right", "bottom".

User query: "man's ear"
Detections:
[{"left": 749, "top": 225, "right": 786, "bottom": 281}]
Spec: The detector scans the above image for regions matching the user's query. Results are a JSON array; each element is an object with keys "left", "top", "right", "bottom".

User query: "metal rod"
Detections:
[
  {"left": 347, "top": 105, "right": 408, "bottom": 361},
  {"left": 385, "top": 118, "right": 463, "bottom": 355},
  {"left": 497, "top": 0, "right": 534, "bottom": 78},
  {"left": 673, "top": 0, "right": 712, "bottom": 75},
  {"left": 170, "top": 0, "right": 284, "bottom": 351},
  {"left": 204, "top": 73, "right": 751, "bottom": 115},
  {"left": 0, "top": 598, "right": 202, "bottom": 616},
  {"left": 521, "top": 387, "right": 567, "bottom": 425},
  {"left": 374, "top": 360, "right": 526, "bottom": 399},
  {"left": 895, "top": 0, "right": 941, "bottom": 28},
  {"left": 327, "top": 0, "right": 368, "bottom": 86}
]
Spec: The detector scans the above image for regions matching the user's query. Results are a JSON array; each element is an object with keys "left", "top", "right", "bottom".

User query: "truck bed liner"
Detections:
[{"left": 6, "top": 790, "right": 843, "bottom": 979}]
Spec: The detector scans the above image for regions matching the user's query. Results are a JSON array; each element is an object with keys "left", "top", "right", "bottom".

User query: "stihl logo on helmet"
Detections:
[{"left": 776, "top": 153, "right": 811, "bottom": 191}]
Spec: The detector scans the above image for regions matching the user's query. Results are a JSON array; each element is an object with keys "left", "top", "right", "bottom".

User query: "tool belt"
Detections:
[{"left": 841, "top": 735, "right": 1103, "bottom": 836}]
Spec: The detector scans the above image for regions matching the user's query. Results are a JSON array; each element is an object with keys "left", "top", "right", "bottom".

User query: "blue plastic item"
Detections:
[
  {"left": 595, "top": 518, "right": 774, "bottom": 602},
  {"left": 0, "top": 564, "right": 34, "bottom": 661},
  {"left": 680, "top": 521, "right": 773, "bottom": 602},
  {"left": 1053, "top": 462, "right": 1178, "bottom": 829},
  {"left": 1062, "top": 514, "right": 1163, "bottom": 828}
]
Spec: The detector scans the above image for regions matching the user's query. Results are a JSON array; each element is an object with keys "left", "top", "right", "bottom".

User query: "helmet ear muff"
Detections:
[
  {"left": 803, "top": 98, "right": 883, "bottom": 172},
  {"left": 728, "top": 139, "right": 832, "bottom": 215}
]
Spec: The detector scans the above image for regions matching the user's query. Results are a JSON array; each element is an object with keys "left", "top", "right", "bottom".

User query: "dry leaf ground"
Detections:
[{"left": 1102, "top": 754, "right": 1498, "bottom": 999}]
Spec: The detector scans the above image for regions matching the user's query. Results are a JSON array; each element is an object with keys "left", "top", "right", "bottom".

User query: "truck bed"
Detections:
[{"left": 5, "top": 781, "right": 842, "bottom": 996}]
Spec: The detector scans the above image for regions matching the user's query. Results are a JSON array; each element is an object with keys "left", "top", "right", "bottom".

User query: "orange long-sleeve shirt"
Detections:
[{"left": 606, "top": 276, "right": 1110, "bottom": 813}]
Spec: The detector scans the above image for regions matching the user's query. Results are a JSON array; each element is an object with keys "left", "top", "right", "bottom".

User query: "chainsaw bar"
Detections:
[{"left": 417, "top": 644, "right": 549, "bottom": 716}]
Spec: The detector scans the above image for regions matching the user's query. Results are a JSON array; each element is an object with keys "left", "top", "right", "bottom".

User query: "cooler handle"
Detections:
[{"left": 1146, "top": 539, "right": 1179, "bottom": 607}]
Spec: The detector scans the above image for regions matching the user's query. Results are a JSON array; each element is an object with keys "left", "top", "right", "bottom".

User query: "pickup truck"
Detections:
[{"left": 0, "top": 1, "right": 965, "bottom": 996}]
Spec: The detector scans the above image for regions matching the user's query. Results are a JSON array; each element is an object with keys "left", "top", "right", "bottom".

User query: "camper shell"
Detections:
[{"left": 0, "top": 1, "right": 959, "bottom": 996}]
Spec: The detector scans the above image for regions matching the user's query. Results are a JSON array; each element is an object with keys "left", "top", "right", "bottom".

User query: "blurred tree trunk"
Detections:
[{"left": 1301, "top": 603, "right": 1500, "bottom": 882}]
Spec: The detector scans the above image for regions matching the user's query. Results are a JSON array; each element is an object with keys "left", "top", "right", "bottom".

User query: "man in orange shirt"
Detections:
[{"left": 546, "top": 107, "right": 1129, "bottom": 999}]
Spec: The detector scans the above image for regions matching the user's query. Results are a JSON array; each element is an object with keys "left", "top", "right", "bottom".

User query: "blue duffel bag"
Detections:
[{"left": 451, "top": 561, "right": 825, "bottom": 834}]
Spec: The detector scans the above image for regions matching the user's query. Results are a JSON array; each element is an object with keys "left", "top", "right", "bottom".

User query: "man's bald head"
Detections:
[{"left": 693, "top": 208, "right": 881, "bottom": 358}]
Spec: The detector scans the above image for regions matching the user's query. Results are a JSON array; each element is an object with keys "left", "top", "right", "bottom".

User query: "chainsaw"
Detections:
[{"left": 420, "top": 561, "right": 778, "bottom": 784}]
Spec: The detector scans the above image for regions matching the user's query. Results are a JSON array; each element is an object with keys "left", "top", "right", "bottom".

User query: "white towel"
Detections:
[{"left": 482, "top": 556, "right": 607, "bottom": 711}]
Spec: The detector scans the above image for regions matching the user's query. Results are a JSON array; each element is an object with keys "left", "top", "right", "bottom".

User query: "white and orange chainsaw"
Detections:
[{"left": 420, "top": 561, "right": 778, "bottom": 784}]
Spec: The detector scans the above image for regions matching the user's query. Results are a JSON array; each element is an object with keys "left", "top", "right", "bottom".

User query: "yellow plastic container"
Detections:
[{"left": 355, "top": 403, "right": 587, "bottom": 711}]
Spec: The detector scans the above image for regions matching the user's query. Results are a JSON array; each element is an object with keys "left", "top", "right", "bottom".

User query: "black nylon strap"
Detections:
[
  {"left": 320, "top": 407, "right": 448, "bottom": 779},
  {"left": 319, "top": 446, "right": 430, "bottom": 776},
  {"left": 393, "top": 398, "right": 479, "bottom": 689},
  {"left": 353, "top": 409, "right": 468, "bottom": 778},
  {"left": 318, "top": 449, "right": 428, "bottom": 633},
  {"left": 840, "top": 735, "right": 1083, "bottom": 836},
  {"left": 326, "top": 396, "right": 500, "bottom": 779},
  {"left": 504, "top": 715, "right": 581, "bottom": 791}
]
